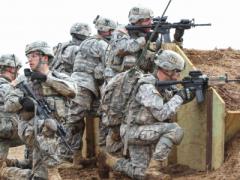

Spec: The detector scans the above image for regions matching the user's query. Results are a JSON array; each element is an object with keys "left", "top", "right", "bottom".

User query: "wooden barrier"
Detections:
[
  {"left": 225, "top": 111, "right": 240, "bottom": 143},
  {"left": 163, "top": 43, "right": 225, "bottom": 170}
]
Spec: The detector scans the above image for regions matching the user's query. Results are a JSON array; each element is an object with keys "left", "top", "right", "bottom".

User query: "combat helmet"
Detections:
[
  {"left": 0, "top": 54, "right": 22, "bottom": 68},
  {"left": 128, "top": 6, "right": 154, "bottom": 24},
  {"left": 25, "top": 41, "right": 54, "bottom": 59},
  {"left": 93, "top": 15, "right": 117, "bottom": 32},
  {"left": 70, "top": 23, "right": 91, "bottom": 36},
  {"left": 154, "top": 50, "right": 185, "bottom": 71}
]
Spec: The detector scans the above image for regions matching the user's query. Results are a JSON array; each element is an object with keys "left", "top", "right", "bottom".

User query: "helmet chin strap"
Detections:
[
  {"left": 161, "top": 69, "right": 175, "bottom": 80},
  {"left": 34, "top": 56, "right": 47, "bottom": 72}
]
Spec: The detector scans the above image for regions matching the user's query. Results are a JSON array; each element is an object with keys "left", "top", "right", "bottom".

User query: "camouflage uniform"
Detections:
[
  {"left": 0, "top": 54, "right": 32, "bottom": 180},
  {"left": 108, "top": 50, "right": 188, "bottom": 180},
  {"left": 103, "top": 6, "right": 155, "bottom": 153},
  {"left": 4, "top": 41, "right": 77, "bottom": 180},
  {"left": 50, "top": 23, "right": 91, "bottom": 75},
  {"left": 49, "top": 23, "right": 91, "bottom": 161},
  {"left": 71, "top": 16, "right": 117, "bottom": 157}
]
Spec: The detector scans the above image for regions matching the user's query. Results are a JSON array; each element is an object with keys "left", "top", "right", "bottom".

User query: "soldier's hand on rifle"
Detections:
[
  {"left": 145, "top": 32, "right": 159, "bottom": 42},
  {"left": 19, "top": 97, "right": 35, "bottom": 112},
  {"left": 176, "top": 88, "right": 195, "bottom": 104},
  {"left": 174, "top": 28, "right": 184, "bottom": 42},
  {"left": 31, "top": 72, "right": 47, "bottom": 82}
]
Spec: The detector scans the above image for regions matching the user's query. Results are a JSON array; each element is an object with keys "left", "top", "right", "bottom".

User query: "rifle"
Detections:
[
  {"left": 126, "top": 18, "right": 211, "bottom": 33},
  {"left": 18, "top": 72, "right": 73, "bottom": 153},
  {"left": 155, "top": 70, "right": 240, "bottom": 103},
  {"left": 135, "top": 0, "right": 172, "bottom": 69}
]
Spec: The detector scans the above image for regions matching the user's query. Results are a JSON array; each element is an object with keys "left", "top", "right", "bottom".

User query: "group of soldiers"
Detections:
[{"left": 0, "top": 5, "right": 196, "bottom": 180}]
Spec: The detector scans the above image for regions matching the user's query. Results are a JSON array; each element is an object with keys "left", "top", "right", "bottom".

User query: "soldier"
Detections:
[
  {"left": 4, "top": 41, "right": 77, "bottom": 180},
  {"left": 49, "top": 23, "right": 91, "bottom": 167},
  {"left": 102, "top": 6, "right": 158, "bottom": 154},
  {"left": 50, "top": 22, "right": 91, "bottom": 75},
  {"left": 105, "top": 6, "right": 157, "bottom": 79},
  {"left": 101, "top": 50, "right": 195, "bottom": 180},
  {"left": 0, "top": 54, "right": 32, "bottom": 180},
  {"left": 70, "top": 15, "right": 117, "bottom": 164}
]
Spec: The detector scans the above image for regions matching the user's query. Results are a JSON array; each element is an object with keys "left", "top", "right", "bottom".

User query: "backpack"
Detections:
[{"left": 101, "top": 68, "right": 143, "bottom": 127}]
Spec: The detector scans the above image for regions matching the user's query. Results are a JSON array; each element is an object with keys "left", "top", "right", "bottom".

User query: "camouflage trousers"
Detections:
[
  {"left": 18, "top": 118, "right": 61, "bottom": 180},
  {"left": 61, "top": 87, "right": 93, "bottom": 158},
  {"left": 114, "top": 122, "right": 184, "bottom": 179},
  {"left": 0, "top": 140, "right": 31, "bottom": 180},
  {"left": 100, "top": 114, "right": 123, "bottom": 153}
]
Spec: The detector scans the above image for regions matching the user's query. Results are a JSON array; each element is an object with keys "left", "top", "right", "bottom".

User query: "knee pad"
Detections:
[
  {"left": 172, "top": 126, "right": 184, "bottom": 145},
  {"left": 162, "top": 123, "right": 184, "bottom": 145}
]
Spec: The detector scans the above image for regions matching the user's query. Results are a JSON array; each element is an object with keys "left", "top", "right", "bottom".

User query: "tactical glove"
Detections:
[
  {"left": 31, "top": 72, "right": 47, "bottom": 82},
  {"left": 174, "top": 28, "right": 184, "bottom": 42},
  {"left": 145, "top": 32, "right": 159, "bottom": 42},
  {"left": 176, "top": 88, "right": 195, "bottom": 104},
  {"left": 19, "top": 97, "right": 35, "bottom": 112}
]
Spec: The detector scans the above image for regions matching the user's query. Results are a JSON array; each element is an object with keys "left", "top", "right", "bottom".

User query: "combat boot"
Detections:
[
  {"left": 144, "top": 159, "right": 171, "bottom": 180},
  {"left": 73, "top": 150, "right": 84, "bottom": 168},
  {"left": 97, "top": 149, "right": 120, "bottom": 179},
  {"left": 48, "top": 167, "right": 62, "bottom": 180}
]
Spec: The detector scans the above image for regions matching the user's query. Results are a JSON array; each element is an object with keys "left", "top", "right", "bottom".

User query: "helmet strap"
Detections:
[
  {"left": 161, "top": 68, "right": 175, "bottom": 80},
  {"left": 34, "top": 56, "right": 47, "bottom": 72}
]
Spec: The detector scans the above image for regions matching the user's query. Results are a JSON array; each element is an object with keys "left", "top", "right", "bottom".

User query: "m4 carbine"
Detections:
[
  {"left": 18, "top": 72, "right": 73, "bottom": 153},
  {"left": 126, "top": 18, "right": 211, "bottom": 33},
  {"left": 155, "top": 70, "right": 240, "bottom": 103}
]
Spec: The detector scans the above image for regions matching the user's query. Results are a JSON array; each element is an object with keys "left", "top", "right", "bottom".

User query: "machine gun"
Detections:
[
  {"left": 155, "top": 70, "right": 240, "bottom": 103},
  {"left": 18, "top": 69, "right": 73, "bottom": 153}
]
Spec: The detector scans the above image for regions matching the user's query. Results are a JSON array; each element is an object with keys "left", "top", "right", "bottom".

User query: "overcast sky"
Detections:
[{"left": 0, "top": 0, "right": 239, "bottom": 64}]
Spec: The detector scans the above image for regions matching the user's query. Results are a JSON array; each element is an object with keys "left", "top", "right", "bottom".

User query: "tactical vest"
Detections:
[
  {"left": 107, "top": 29, "right": 154, "bottom": 76},
  {"left": 19, "top": 75, "right": 66, "bottom": 122},
  {"left": 101, "top": 68, "right": 143, "bottom": 127},
  {"left": 73, "top": 36, "right": 108, "bottom": 96},
  {"left": 73, "top": 36, "right": 107, "bottom": 75},
  {"left": 124, "top": 75, "right": 175, "bottom": 125},
  {"left": 50, "top": 41, "right": 81, "bottom": 75}
]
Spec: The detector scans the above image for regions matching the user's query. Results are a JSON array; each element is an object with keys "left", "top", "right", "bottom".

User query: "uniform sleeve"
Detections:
[
  {"left": 135, "top": 84, "right": 183, "bottom": 122},
  {"left": 111, "top": 30, "right": 146, "bottom": 56},
  {"left": 4, "top": 86, "right": 24, "bottom": 112},
  {"left": 45, "top": 71, "right": 77, "bottom": 98}
]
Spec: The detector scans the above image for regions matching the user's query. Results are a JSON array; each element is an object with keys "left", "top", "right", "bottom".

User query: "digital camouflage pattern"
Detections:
[
  {"left": 0, "top": 54, "right": 22, "bottom": 68},
  {"left": 105, "top": 28, "right": 155, "bottom": 79},
  {"left": 4, "top": 71, "right": 77, "bottom": 179},
  {"left": 0, "top": 77, "right": 31, "bottom": 179},
  {"left": 93, "top": 15, "right": 117, "bottom": 32},
  {"left": 71, "top": 32, "right": 114, "bottom": 153},
  {"left": 102, "top": 19, "right": 155, "bottom": 153},
  {"left": 154, "top": 50, "right": 185, "bottom": 71},
  {"left": 70, "top": 23, "right": 91, "bottom": 36},
  {"left": 112, "top": 74, "right": 184, "bottom": 179},
  {"left": 128, "top": 6, "right": 154, "bottom": 24},
  {"left": 50, "top": 23, "right": 91, "bottom": 75},
  {"left": 25, "top": 41, "right": 54, "bottom": 59}
]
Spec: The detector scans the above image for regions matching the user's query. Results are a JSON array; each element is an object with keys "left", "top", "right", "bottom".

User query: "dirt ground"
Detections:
[{"left": 8, "top": 48, "right": 240, "bottom": 179}]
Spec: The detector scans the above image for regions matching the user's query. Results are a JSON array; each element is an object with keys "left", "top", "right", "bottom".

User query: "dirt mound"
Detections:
[{"left": 183, "top": 48, "right": 240, "bottom": 110}]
